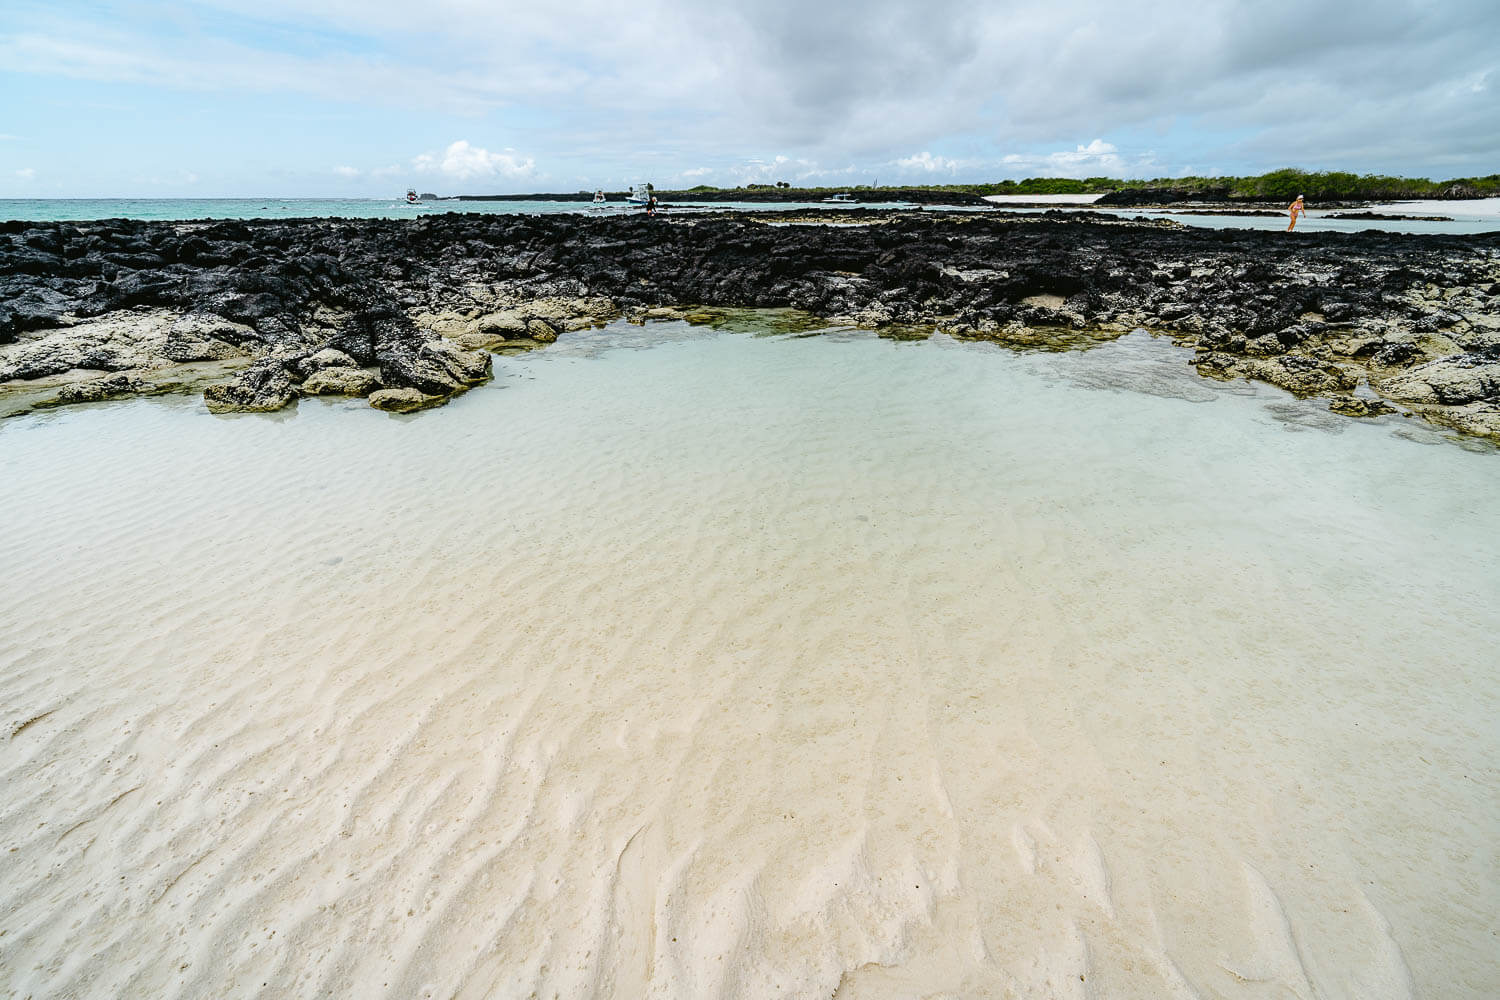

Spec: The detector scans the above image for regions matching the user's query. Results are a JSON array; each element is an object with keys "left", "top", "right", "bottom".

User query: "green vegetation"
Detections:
[
  {"left": 661, "top": 169, "right": 1500, "bottom": 202},
  {"left": 978, "top": 168, "right": 1500, "bottom": 200}
]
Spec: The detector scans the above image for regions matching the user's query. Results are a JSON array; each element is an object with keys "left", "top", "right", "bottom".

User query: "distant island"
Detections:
[{"left": 450, "top": 168, "right": 1500, "bottom": 206}]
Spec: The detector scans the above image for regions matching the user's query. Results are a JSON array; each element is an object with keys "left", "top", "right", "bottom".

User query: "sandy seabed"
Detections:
[{"left": 2, "top": 325, "right": 1497, "bottom": 999}]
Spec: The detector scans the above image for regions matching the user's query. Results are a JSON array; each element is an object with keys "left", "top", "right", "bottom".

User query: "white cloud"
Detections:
[
  {"left": 2, "top": 0, "right": 1498, "bottom": 187},
  {"left": 333, "top": 165, "right": 361, "bottom": 177},
  {"left": 717, "top": 154, "right": 828, "bottom": 184},
  {"left": 998, "top": 138, "right": 1157, "bottom": 177},
  {"left": 895, "top": 152, "right": 965, "bottom": 173},
  {"left": 412, "top": 140, "right": 535, "bottom": 181},
  {"left": 14, "top": 167, "right": 36, "bottom": 180}
]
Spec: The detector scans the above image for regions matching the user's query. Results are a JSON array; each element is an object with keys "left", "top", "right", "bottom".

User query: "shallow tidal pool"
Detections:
[{"left": 2, "top": 321, "right": 1497, "bottom": 999}]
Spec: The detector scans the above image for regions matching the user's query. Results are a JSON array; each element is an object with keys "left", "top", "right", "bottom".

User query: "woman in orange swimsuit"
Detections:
[{"left": 1287, "top": 194, "right": 1306, "bottom": 231}]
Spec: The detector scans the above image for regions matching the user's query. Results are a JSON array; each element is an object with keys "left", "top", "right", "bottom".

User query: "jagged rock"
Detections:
[
  {"left": 1378, "top": 354, "right": 1500, "bottom": 405},
  {"left": 1327, "top": 395, "right": 1395, "bottom": 418},
  {"left": 305, "top": 347, "right": 357, "bottom": 370},
  {"left": 291, "top": 347, "right": 358, "bottom": 380},
  {"left": 3, "top": 338, "right": 85, "bottom": 380},
  {"left": 1423, "top": 402, "right": 1500, "bottom": 441},
  {"left": 53, "top": 372, "right": 149, "bottom": 405},
  {"left": 1191, "top": 352, "right": 1243, "bottom": 380},
  {"left": 387, "top": 356, "right": 458, "bottom": 395},
  {"left": 1370, "top": 342, "right": 1421, "bottom": 367},
  {"left": 412, "top": 308, "right": 476, "bottom": 339},
  {"left": 4, "top": 213, "right": 1500, "bottom": 439},
  {"left": 452, "top": 332, "right": 510, "bottom": 351},
  {"left": 526, "top": 319, "right": 558, "bottom": 343},
  {"left": 78, "top": 343, "right": 154, "bottom": 371},
  {"left": 301, "top": 366, "right": 381, "bottom": 396},
  {"left": 419, "top": 339, "right": 492, "bottom": 384},
  {"left": 1242, "top": 356, "right": 1358, "bottom": 397},
  {"left": 203, "top": 360, "right": 296, "bottom": 412},
  {"left": 1245, "top": 333, "right": 1287, "bottom": 356},
  {"left": 0, "top": 311, "right": 176, "bottom": 381},
  {"left": 162, "top": 313, "right": 254, "bottom": 362},
  {"left": 369, "top": 387, "right": 445, "bottom": 412},
  {"left": 476, "top": 312, "right": 529, "bottom": 338}
]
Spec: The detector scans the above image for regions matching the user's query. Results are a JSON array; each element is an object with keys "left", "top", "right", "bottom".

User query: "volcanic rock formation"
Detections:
[{"left": 2, "top": 213, "right": 1497, "bottom": 439}]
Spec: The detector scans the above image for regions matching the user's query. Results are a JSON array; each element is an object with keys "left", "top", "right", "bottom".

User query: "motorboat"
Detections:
[
  {"left": 822, "top": 192, "right": 856, "bottom": 203},
  {"left": 627, "top": 183, "right": 652, "bottom": 205},
  {"left": 405, "top": 189, "right": 419, "bottom": 204},
  {"left": 593, "top": 189, "right": 606, "bottom": 203}
]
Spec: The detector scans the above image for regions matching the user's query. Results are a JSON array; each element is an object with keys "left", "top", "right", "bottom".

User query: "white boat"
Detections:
[
  {"left": 593, "top": 189, "right": 605, "bottom": 203},
  {"left": 405, "top": 189, "right": 419, "bottom": 204},
  {"left": 627, "top": 183, "right": 652, "bottom": 205},
  {"left": 822, "top": 192, "right": 856, "bottom": 203}
]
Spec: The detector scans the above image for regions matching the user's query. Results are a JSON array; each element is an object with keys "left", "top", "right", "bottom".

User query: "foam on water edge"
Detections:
[{"left": 1, "top": 323, "right": 1496, "bottom": 998}]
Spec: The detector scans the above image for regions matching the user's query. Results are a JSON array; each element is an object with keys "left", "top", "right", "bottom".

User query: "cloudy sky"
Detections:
[{"left": 3, "top": 0, "right": 1496, "bottom": 196}]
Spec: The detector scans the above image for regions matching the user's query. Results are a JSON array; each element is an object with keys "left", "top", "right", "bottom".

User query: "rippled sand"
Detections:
[{"left": 2, "top": 325, "right": 1497, "bottom": 998}]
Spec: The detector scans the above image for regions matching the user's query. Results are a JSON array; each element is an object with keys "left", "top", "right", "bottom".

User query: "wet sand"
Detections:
[{"left": 2, "top": 325, "right": 1497, "bottom": 998}]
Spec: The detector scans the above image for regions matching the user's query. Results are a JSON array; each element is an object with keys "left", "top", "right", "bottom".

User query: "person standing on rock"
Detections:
[{"left": 1287, "top": 194, "right": 1307, "bottom": 231}]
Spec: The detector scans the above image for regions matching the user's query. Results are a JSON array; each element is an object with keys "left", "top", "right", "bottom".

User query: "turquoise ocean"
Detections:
[
  {"left": 0, "top": 197, "right": 934, "bottom": 223},
  {"left": 5, "top": 196, "right": 1499, "bottom": 234}
]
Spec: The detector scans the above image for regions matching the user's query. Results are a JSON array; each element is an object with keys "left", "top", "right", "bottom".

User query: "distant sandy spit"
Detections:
[
  {"left": 1368, "top": 196, "right": 1500, "bottom": 218},
  {"left": 982, "top": 193, "right": 1106, "bottom": 204}
]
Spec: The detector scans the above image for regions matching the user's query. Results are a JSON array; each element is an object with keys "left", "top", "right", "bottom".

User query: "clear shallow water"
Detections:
[
  {"left": 0, "top": 198, "right": 933, "bottom": 223},
  {"left": 1126, "top": 207, "right": 1500, "bottom": 236},
  {"left": 2, "top": 326, "right": 1497, "bottom": 998},
  {"left": 8, "top": 197, "right": 1496, "bottom": 233},
  {"left": 986, "top": 197, "right": 1500, "bottom": 235}
]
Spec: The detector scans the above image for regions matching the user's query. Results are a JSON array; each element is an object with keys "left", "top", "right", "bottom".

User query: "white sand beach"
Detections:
[
  {"left": 2, "top": 326, "right": 1497, "bottom": 998},
  {"left": 1367, "top": 197, "right": 1500, "bottom": 220},
  {"left": 982, "top": 193, "right": 1107, "bottom": 205}
]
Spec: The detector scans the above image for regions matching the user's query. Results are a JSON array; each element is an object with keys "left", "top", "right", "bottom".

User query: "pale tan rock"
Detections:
[
  {"left": 1378, "top": 354, "right": 1500, "bottom": 405},
  {"left": 526, "top": 319, "right": 558, "bottom": 343},
  {"left": 475, "top": 312, "right": 528, "bottom": 337},
  {"left": 302, "top": 366, "right": 380, "bottom": 397},
  {"left": 203, "top": 361, "right": 296, "bottom": 413},
  {"left": 368, "top": 387, "right": 444, "bottom": 413},
  {"left": 53, "top": 371, "right": 150, "bottom": 404},
  {"left": 1241, "top": 356, "right": 1357, "bottom": 397},
  {"left": 419, "top": 339, "right": 492, "bottom": 383},
  {"left": 301, "top": 348, "right": 357, "bottom": 372},
  {"left": 163, "top": 313, "right": 253, "bottom": 362}
]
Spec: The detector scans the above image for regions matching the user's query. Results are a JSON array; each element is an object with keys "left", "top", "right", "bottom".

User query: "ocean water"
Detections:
[
  {"left": 0, "top": 198, "right": 931, "bottom": 223},
  {"left": 1, "top": 324, "right": 1497, "bottom": 999},
  {"left": 7, "top": 197, "right": 1497, "bottom": 233},
  {"left": 986, "top": 196, "right": 1500, "bottom": 235}
]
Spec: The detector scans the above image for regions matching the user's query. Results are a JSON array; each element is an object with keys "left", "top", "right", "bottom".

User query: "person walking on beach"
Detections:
[{"left": 1287, "top": 194, "right": 1307, "bottom": 231}]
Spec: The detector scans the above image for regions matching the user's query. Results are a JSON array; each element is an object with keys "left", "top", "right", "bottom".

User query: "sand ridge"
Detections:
[{"left": 2, "top": 327, "right": 1497, "bottom": 998}]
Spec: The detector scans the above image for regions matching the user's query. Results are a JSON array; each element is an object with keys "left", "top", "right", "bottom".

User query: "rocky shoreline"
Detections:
[{"left": 3, "top": 212, "right": 1498, "bottom": 440}]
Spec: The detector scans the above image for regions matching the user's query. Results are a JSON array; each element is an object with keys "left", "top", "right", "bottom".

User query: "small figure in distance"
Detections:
[
  {"left": 647, "top": 194, "right": 658, "bottom": 217},
  {"left": 1287, "top": 194, "right": 1306, "bottom": 231}
]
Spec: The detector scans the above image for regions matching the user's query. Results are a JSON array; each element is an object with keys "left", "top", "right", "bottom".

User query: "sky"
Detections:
[{"left": 2, "top": 0, "right": 1497, "bottom": 197}]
